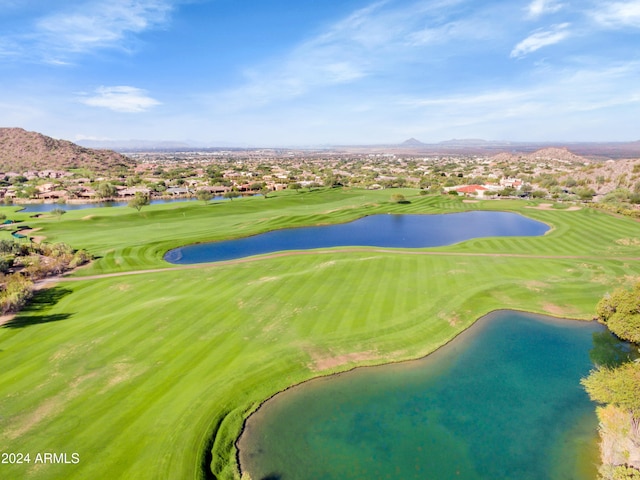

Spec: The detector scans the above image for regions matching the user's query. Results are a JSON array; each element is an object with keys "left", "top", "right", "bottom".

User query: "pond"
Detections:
[
  {"left": 16, "top": 197, "right": 207, "bottom": 213},
  {"left": 237, "top": 311, "right": 629, "bottom": 480},
  {"left": 164, "top": 211, "right": 549, "bottom": 264}
]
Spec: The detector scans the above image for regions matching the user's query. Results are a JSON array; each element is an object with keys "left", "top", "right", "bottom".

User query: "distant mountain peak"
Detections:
[{"left": 401, "top": 137, "right": 425, "bottom": 146}]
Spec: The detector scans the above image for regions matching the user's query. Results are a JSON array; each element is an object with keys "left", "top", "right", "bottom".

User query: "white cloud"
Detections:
[
  {"left": 38, "top": 0, "right": 173, "bottom": 53},
  {"left": 510, "top": 23, "right": 570, "bottom": 58},
  {"left": 80, "top": 86, "right": 161, "bottom": 112},
  {"left": 591, "top": 1, "right": 640, "bottom": 28},
  {"left": 526, "top": 0, "right": 564, "bottom": 19},
  {"left": 0, "top": 0, "right": 176, "bottom": 63}
]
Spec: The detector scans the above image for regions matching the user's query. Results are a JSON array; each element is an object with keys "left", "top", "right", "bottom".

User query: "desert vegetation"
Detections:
[
  {"left": 583, "top": 283, "right": 640, "bottom": 479},
  {"left": 0, "top": 239, "right": 91, "bottom": 314}
]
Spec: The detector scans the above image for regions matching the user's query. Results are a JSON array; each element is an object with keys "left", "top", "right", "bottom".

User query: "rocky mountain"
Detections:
[
  {"left": 490, "top": 147, "right": 590, "bottom": 165},
  {"left": 489, "top": 147, "right": 640, "bottom": 196},
  {"left": 0, "top": 128, "right": 136, "bottom": 173}
]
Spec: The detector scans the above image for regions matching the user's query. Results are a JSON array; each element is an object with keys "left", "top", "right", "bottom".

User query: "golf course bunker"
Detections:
[
  {"left": 237, "top": 310, "right": 625, "bottom": 480},
  {"left": 164, "top": 211, "right": 550, "bottom": 264}
]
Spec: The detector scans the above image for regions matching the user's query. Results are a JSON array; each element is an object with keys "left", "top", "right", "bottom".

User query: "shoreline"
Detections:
[{"left": 234, "top": 308, "right": 600, "bottom": 478}]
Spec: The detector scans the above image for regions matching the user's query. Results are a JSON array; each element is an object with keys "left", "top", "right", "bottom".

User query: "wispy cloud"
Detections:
[
  {"left": 216, "top": 0, "right": 494, "bottom": 110},
  {"left": 79, "top": 86, "right": 161, "bottom": 112},
  {"left": 383, "top": 60, "right": 640, "bottom": 142},
  {"left": 526, "top": 0, "right": 564, "bottom": 19},
  {"left": 510, "top": 23, "right": 570, "bottom": 58},
  {"left": 590, "top": 1, "right": 640, "bottom": 28},
  {"left": 1, "top": 0, "right": 176, "bottom": 63}
]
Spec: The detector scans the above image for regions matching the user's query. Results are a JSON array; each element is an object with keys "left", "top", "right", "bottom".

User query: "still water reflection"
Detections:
[{"left": 165, "top": 211, "right": 549, "bottom": 264}]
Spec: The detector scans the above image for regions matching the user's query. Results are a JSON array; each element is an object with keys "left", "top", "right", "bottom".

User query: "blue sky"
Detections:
[{"left": 1, "top": 0, "right": 639, "bottom": 146}]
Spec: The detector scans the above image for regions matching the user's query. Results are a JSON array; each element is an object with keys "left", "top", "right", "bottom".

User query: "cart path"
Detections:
[
  {"left": 48, "top": 248, "right": 640, "bottom": 282},
  {"left": 2, "top": 248, "right": 636, "bottom": 327}
]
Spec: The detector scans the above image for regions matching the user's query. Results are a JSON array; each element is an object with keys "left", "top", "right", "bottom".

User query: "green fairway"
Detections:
[{"left": 1, "top": 189, "right": 639, "bottom": 479}]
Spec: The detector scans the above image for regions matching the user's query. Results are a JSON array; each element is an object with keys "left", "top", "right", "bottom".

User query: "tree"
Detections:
[
  {"left": 196, "top": 190, "right": 213, "bottom": 204},
  {"left": 596, "top": 282, "right": 640, "bottom": 344},
  {"left": 583, "top": 283, "right": 640, "bottom": 477},
  {"left": 575, "top": 187, "right": 596, "bottom": 201},
  {"left": 582, "top": 362, "right": 640, "bottom": 434},
  {"left": 51, "top": 207, "right": 66, "bottom": 221},
  {"left": 223, "top": 190, "right": 241, "bottom": 201},
  {"left": 390, "top": 193, "right": 408, "bottom": 203},
  {"left": 531, "top": 190, "right": 547, "bottom": 199},
  {"left": 497, "top": 187, "right": 516, "bottom": 197},
  {"left": 0, "top": 256, "right": 13, "bottom": 274},
  {"left": 96, "top": 182, "right": 117, "bottom": 199},
  {"left": 19, "top": 186, "right": 38, "bottom": 199},
  {"left": 128, "top": 192, "right": 150, "bottom": 212},
  {"left": 0, "top": 273, "right": 33, "bottom": 314}
]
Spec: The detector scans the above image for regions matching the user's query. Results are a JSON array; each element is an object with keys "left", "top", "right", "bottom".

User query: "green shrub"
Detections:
[{"left": 0, "top": 273, "right": 33, "bottom": 314}]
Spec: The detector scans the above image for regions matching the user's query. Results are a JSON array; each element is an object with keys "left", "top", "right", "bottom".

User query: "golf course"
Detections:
[{"left": 1, "top": 188, "right": 639, "bottom": 479}]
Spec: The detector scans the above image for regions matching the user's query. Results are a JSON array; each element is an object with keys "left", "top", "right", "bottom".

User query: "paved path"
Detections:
[
  {"left": 3, "top": 247, "right": 636, "bottom": 326},
  {"left": 51, "top": 248, "right": 640, "bottom": 282}
]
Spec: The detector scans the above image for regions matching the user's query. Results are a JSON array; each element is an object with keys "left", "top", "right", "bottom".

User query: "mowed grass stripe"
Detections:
[{"left": 344, "top": 256, "right": 397, "bottom": 335}]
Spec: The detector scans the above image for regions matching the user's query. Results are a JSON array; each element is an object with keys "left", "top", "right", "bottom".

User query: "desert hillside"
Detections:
[{"left": 0, "top": 128, "right": 136, "bottom": 173}]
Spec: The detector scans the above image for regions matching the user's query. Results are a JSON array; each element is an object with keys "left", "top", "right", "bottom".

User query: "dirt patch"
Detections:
[
  {"left": 307, "top": 349, "right": 380, "bottom": 372},
  {"left": 462, "top": 199, "right": 479, "bottom": 203},
  {"left": 0, "top": 313, "right": 15, "bottom": 327},
  {"left": 4, "top": 397, "right": 64, "bottom": 440},
  {"left": 69, "top": 372, "right": 99, "bottom": 390},
  {"left": 525, "top": 280, "right": 548, "bottom": 292},
  {"left": 318, "top": 260, "right": 336, "bottom": 267},
  {"left": 13, "top": 228, "right": 46, "bottom": 243},
  {"left": 99, "top": 362, "right": 145, "bottom": 394},
  {"left": 249, "top": 276, "right": 279, "bottom": 285},
  {"left": 542, "top": 303, "right": 578, "bottom": 316},
  {"left": 81, "top": 215, "right": 95, "bottom": 220},
  {"left": 16, "top": 227, "right": 41, "bottom": 234},
  {"left": 616, "top": 238, "right": 640, "bottom": 246}
]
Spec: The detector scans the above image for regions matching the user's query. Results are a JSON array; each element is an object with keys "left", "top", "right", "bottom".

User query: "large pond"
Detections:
[
  {"left": 238, "top": 311, "right": 633, "bottom": 480},
  {"left": 164, "top": 211, "right": 549, "bottom": 264}
]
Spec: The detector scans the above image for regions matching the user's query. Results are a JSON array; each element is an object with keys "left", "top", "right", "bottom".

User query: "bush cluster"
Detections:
[
  {"left": 0, "top": 273, "right": 33, "bottom": 314},
  {"left": 0, "top": 240, "right": 91, "bottom": 314}
]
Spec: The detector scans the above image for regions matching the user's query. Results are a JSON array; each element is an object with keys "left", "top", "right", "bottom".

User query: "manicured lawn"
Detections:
[{"left": 1, "top": 189, "right": 639, "bottom": 479}]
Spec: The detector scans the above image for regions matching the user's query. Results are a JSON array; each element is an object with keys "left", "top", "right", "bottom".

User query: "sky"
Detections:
[{"left": 1, "top": 0, "right": 639, "bottom": 146}]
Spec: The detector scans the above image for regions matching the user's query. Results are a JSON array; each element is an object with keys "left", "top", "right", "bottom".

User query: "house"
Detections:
[
  {"left": 37, "top": 190, "right": 68, "bottom": 200},
  {"left": 117, "top": 187, "right": 151, "bottom": 198},
  {"left": 455, "top": 185, "right": 488, "bottom": 196},
  {"left": 500, "top": 177, "right": 523, "bottom": 189},
  {"left": 166, "top": 187, "right": 191, "bottom": 196}
]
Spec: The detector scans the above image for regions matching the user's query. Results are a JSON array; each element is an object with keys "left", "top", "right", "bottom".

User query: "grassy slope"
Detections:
[{"left": 1, "top": 189, "right": 639, "bottom": 479}]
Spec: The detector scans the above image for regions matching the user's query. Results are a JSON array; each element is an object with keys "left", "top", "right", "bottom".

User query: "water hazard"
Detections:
[
  {"left": 165, "top": 211, "right": 549, "bottom": 264},
  {"left": 17, "top": 197, "right": 202, "bottom": 213},
  {"left": 237, "top": 311, "right": 630, "bottom": 480}
]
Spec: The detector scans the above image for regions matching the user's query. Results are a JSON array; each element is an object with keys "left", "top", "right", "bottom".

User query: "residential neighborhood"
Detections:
[{"left": 0, "top": 146, "right": 631, "bottom": 204}]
